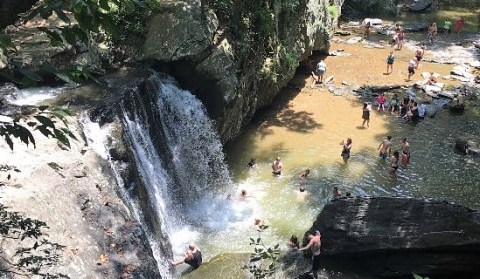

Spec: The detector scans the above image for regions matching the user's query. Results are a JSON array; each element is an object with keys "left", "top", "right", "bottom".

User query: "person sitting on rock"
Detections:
[{"left": 426, "top": 72, "right": 437, "bottom": 85}]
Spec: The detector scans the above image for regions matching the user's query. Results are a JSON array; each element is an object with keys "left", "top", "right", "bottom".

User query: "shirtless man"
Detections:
[
  {"left": 414, "top": 44, "right": 425, "bottom": 68},
  {"left": 272, "top": 157, "right": 283, "bottom": 175},
  {"left": 171, "top": 243, "right": 203, "bottom": 269},
  {"left": 378, "top": 136, "right": 392, "bottom": 161},
  {"left": 401, "top": 138, "right": 411, "bottom": 166},
  {"left": 299, "top": 230, "right": 322, "bottom": 279}
]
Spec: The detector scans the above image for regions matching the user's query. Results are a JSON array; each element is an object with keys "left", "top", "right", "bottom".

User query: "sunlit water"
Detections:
[{"left": 192, "top": 79, "right": 480, "bottom": 273}]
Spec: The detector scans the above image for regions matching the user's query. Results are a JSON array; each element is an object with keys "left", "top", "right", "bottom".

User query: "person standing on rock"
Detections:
[
  {"left": 311, "top": 60, "right": 327, "bottom": 88},
  {"left": 386, "top": 51, "right": 395, "bottom": 74},
  {"left": 272, "top": 157, "right": 283, "bottom": 176},
  {"left": 443, "top": 18, "right": 452, "bottom": 38},
  {"left": 401, "top": 138, "right": 411, "bottom": 166},
  {"left": 299, "top": 230, "right": 322, "bottom": 279},
  {"left": 362, "top": 103, "right": 371, "bottom": 128},
  {"left": 171, "top": 243, "right": 203, "bottom": 269}
]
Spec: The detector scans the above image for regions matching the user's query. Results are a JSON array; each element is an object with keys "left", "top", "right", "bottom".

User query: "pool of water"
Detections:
[{"left": 183, "top": 76, "right": 480, "bottom": 276}]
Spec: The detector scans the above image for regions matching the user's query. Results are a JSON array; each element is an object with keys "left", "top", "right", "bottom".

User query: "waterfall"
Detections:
[{"left": 119, "top": 74, "right": 233, "bottom": 278}]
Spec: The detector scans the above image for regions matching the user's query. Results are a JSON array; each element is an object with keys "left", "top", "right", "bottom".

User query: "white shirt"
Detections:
[{"left": 408, "top": 59, "right": 416, "bottom": 68}]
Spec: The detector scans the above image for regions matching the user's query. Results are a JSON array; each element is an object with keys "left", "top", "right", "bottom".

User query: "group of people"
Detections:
[
  {"left": 363, "top": 92, "right": 427, "bottom": 125},
  {"left": 377, "top": 136, "right": 411, "bottom": 176}
]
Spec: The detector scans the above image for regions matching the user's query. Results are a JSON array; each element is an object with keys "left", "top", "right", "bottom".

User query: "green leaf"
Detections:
[
  {"left": 100, "top": 16, "right": 118, "bottom": 36},
  {"left": 72, "top": 26, "right": 89, "bottom": 45},
  {"left": 54, "top": 129, "right": 70, "bottom": 148},
  {"left": 36, "top": 125, "right": 54, "bottom": 138},
  {"left": 60, "top": 128, "right": 77, "bottom": 141},
  {"left": 54, "top": 73, "right": 75, "bottom": 84},
  {"left": 19, "top": 69, "right": 44, "bottom": 82},
  {"left": 15, "top": 123, "right": 35, "bottom": 148},
  {"left": 413, "top": 274, "right": 426, "bottom": 279},
  {"left": 0, "top": 34, "right": 16, "bottom": 51},
  {"left": 62, "top": 27, "right": 77, "bottom": 46},
  {"left": 99, "top": 0, "right": 111, "bottom": 11},
  {"left": 4, "top": 133, "right": 13, "bottom": 150},
  {"left": 38, "top": 105, "right": 49, "bottom": 112},
  {"left": 54, "top": 8, "right": 71, "bottom": 23},
  {"left": 34, "top": 115, "right": 55, "bottom": 128}
]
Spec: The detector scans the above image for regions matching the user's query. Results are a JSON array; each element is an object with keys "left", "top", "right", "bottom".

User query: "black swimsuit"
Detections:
[{"left": 185, "top": 250, "right": 202, "bottom": 269}]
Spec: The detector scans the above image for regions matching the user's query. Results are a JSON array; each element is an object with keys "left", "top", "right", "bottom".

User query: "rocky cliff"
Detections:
[
  {"left": 143, "top": 0, "right": 343, "bottom": 143},
  {"left": 305, "top": 197, "right": 480, "bottom": 278}
]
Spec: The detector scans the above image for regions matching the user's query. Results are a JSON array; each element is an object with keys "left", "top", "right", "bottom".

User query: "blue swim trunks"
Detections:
[{"left": 379, "top": 152, "right": 388, "bottom": 161}]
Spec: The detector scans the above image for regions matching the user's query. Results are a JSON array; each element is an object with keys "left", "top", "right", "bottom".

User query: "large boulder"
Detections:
[
  {"left": 306, "top": 197, "right": 480, "bottom": 278},
  {"left": 142, "top": 0, "right": 342, "bottom": 143},
  {"left": 409, "top": 0, "right": 432, "bottom": 12},
  {"left": 0, "top": 0, "right": 38, "bottom": 29}
]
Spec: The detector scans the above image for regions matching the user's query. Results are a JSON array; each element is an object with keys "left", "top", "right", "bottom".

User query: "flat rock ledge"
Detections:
[{"left": 307, "top": 197, "right": 480, "bottom": 278}]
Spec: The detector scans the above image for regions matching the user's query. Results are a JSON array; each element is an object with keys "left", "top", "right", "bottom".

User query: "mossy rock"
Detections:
[{"left": 182, "top": 253, "right": 249, "bottom": 279}]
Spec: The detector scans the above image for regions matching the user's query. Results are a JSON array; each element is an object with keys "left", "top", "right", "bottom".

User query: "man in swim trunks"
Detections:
[
  {"left": 378, "top": 136, "right": 392, "bottom": 161},
  {"left": 171, "top": 243, "right": 203, "bottom": 269},
  {"left": 401, "top": 138, "right": 411, "bottom": 166},
  {"left": 299, "top": 230, "right": 322, "bottom": 279},
  {"left": 272, "top": 157, "right": 283, "bottom": 175}
]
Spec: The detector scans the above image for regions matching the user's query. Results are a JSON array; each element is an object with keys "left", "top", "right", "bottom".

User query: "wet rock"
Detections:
[
  {"left": 346, "top": 36, "right": 363, "bottom": 44},
  {"left": 360, "top": 84, "right": 402, "bottom": 92},
  {"left": 347, "top": 21, "right": 361, "bottom": 27},
  {"left": 306, "top": 197, "right": 480, "bottom": 278},
  {"left": 470, "top": 61, "right": 480, "bottom": 69},
  {"left": 409, "top": 0, "right": 432, "bottom": 11},
  {"left": 363, "top": 18, "right": 383, "bottom": 26},
  {"left": 403, "top": 23, "right": 429, "bottom": 32},
  {"left": 334, "top": 31, "right": 351, "bottom": 36},
  {"left": 455, "top": 138, "right": 480, "bottom": 157},
  {"left": 448, "top": 99, "right": 465, "bottom": 113},
  {"left": 455, "top": 138, "right": 469, "bottom": 154},
  {"left": 451, "top": 65, "right": 474, "bottom": 81}
]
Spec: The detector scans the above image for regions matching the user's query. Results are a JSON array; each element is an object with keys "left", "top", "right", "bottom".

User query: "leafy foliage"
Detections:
[
  {"left": 0, "top": 202, "right": 69, "bottom": 278},
  {"left": 0, "top": 106, "right": 77, "bottom": 150},
  {"left": 342, "top": 0, "right": 397, "bottom": 16},
  {"left": 24, "top": 0, "right": 158, "bottom": 47},
  {"left": 242, "top": 224, "right": 281, "bottom": 279}
]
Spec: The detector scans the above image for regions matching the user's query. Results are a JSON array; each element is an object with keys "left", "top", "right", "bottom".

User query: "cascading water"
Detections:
[{"left": 117, "top": 74, "right": 236, "bottom": 278}]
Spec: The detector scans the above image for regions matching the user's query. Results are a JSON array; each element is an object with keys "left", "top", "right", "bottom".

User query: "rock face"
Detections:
[
  {"left": 409, "top": 0, "right": 432, "bottom": 11},
  {"left": 0, "top": 0, "right": 38, "bottom": 29},
  {"left": 0, "top": 98, "right": 161, "bottom": 278},
  {"left": 307, "top": 197, "right": 480, "bottom": 278},
  {"left": 142, "top": 0, "right": 343, "bottom": 143}
]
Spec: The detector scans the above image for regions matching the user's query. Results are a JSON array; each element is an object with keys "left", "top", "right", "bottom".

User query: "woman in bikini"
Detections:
[
  {"left": 340, "top": 138, "right": 353, "bottom": 163},
  {"left": 388, "top": 150, "right": 400, "bottom": 176}
]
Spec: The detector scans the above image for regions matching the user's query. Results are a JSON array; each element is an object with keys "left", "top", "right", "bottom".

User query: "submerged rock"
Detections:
[{"left": 306, "top": 197, "right": 480, "bottom": 278}]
